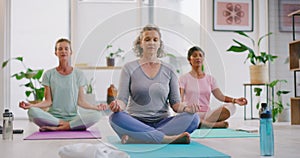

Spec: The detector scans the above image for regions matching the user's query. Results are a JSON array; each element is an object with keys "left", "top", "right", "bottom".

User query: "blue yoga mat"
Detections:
[
  {"left": 108, "top": 136, "right": 230, "bottom": 158},
  {"left": 191, "top": 128, "right": 259, "bottom": 138}
]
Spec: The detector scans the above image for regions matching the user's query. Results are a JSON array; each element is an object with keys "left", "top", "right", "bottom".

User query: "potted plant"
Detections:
[
  {"left": 254, "top": 79, "right": 290, "bottom": 122},
  {"left": 84, "top": 77, "right": 96, "bottom": 104},
  {"left": 227, "top": 31, "right": 278, "bottom": 84},
  {"left": 2, "top": 57, "right": 44, "bottom": 102},
  {"left": 105, "top": 44, "right": 124, "bottom": 67}
]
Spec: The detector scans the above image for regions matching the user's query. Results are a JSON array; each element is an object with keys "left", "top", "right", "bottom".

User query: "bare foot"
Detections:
[
  {"left": 121, "top": 135, "right": 129, "bottom": 144},
  {"left": 162, "top": 132, "right": 190, "bottom": 144},
  {"left": 121, "top": 135, "right": 146, "bottom": 144},
  {"left": 212, "top": 121, "right": 229, "bottom": 128},
  {"left": 39, "top": 121, "right": 71, "bottom": 132}
]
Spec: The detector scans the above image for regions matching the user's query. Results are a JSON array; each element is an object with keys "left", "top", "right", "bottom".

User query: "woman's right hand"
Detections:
[
  {"left": 19, "top": 101, "right": 31, "bottom": 110},
  {"left": 109, "top": 100, "right": 122, "bottom": 112}
]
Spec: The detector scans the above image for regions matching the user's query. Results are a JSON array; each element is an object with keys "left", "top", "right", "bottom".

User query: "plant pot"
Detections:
[
  {"left": 249, "top": 65, "right": 269, "bottom": 84},
  {"left": 106, "top": 57, "right": 115, "bottom": 67}
]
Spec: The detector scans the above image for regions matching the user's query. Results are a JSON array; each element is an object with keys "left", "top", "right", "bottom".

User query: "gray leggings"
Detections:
[{"left": 28, "top": 107, "right": 101, "bottom": 130}]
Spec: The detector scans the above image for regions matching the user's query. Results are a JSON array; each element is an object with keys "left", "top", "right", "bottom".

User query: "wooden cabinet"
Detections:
[
  {"left": 289, "top": 10, "right": 300, "bottom": 125},
  {"left": 291, "top": 98, "right": 300, "bottom": 125},
  {"left": 289, "top": 40, "right": 300, "bottom": 70}
]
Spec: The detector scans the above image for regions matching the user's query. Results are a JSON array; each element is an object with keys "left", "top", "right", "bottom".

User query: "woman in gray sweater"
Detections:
[{"left": 109, "top": 25, "right": 200, "bottom": 144}]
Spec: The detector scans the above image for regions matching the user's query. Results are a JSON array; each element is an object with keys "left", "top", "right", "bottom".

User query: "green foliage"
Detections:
[
  {"left": 2, "top": 57, "right": 44, "bottom": 101},
  {"left": 254, "top": 79, "right": 290, "bottom": 122},
  {"left": 227, "top": 31, "right": 278, "bottom": 65},
  {"left": 86, "top": 77, "right": 94, "bottom": 94},
  {"left": 106, "top": 45, "right": 124, "bottom": 59}
]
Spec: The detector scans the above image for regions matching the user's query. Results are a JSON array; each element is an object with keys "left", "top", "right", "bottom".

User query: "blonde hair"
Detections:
[{"left": 133, "top": 24, "right": 165, "bottom": 58}]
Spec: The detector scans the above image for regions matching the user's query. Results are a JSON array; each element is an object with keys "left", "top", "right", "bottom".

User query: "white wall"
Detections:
[
  {"left": 269, "top": 0, "right": 297, "bottom": 105},
  {"left": 1, "top": 0, "right": 271, "bottom": 119},
  {"left": 8, "top": 0, "right": 70, "bottom": 119},
  {"left": 0, "top": 0, "right": 10, "bottom": 119}
]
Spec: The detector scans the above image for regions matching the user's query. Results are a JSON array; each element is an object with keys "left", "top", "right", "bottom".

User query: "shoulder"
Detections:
[
  {"left": 161, "top": 61, "right": 177, "bottom": 73},
  {"left": 44, "top": 68, "right": 56, "bottom": 75},
  {"left": 73, "top": 68, "right": 86, "bottom": 78},
  {"left": 122, "top": 60, "right": 140, "bottom": 74},
  {"left": 180, "top": 72, "right": 190, "bottom": 78},
  {"left": 205, "top": 74, "right": 214, "bottom": 79},
  {"left": 73, "top": 68, "right": 84, "bottom": 75}
]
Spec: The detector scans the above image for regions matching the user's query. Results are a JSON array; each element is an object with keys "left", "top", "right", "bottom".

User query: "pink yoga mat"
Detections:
[{"left": 24, "top": 130, "right": 101, "bottom": 140}]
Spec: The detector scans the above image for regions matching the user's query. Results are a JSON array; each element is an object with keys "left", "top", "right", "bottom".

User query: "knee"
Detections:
[
  {"left": 191, "top": 113, "right": 200, "bottom": 127},
  {"left": 181, "top": 113, "right": 200, "bottom": 128},
  {"left": 224, "top": 103, "right": 236, "bottom": 116},
  {"left": 109, "top": 112, "right": 125, "bottom": 124},
  {"left": 27, "top": 107, "right": 42, "bottom": 118}
]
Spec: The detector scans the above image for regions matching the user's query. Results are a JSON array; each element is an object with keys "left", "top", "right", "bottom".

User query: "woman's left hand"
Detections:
[{"left": 95, "top": 103, "right": 108, "bottom": 111}]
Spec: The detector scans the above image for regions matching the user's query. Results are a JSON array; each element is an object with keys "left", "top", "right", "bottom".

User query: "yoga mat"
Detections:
[
  {"left": 191, "top": 128, "right": 259, "bottom": 138},
  {"left": 108, "top": 136, "right": 230, "bottom": 158},
  {"left": 24, "top": 130, "right": 101, "bottom": 140}
]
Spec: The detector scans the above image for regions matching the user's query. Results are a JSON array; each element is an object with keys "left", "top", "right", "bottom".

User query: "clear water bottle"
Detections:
[
  {"left": 3, "top": 109, "right": 14, "bottom": 140},
  {"left": 259, "top": 103, "right": 274, "bottom": 156}
]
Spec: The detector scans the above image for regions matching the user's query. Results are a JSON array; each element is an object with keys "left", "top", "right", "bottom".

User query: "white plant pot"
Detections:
[{"left": 249, "top": 65, "right": 269, "bottom": 84}]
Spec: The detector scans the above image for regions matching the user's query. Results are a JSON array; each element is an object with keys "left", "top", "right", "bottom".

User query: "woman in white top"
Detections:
[
  {"left": 179, "top": 46, "right": 247, "bottom": 128},
  {"left": 19, "top": 38, "right": 107, "bottom": 131}
]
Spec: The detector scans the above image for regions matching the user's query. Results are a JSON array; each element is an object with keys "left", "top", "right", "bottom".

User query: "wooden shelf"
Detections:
[
  {"left": 291, "top": 97, "right": 300, "bottom": 125},
  {"left": 289, "top": 40, "right": 300, "bottom": 70},
  {"left": 288, "top": 9, "right": 300, "bottom": 17},
  {"left": 75, "top": 66, "right": 122, "bottom": 70}
]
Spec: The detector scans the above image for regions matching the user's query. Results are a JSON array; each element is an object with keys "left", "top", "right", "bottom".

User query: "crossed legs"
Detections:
[
  {"left": 198, "top": 103, "right": 236, "bottom": 128},
  {"left": 109, "top": 112, "right": 199, "bottom": 144},
  {"left": 28, "top": 107, "right": 101, "bottom": 131}
]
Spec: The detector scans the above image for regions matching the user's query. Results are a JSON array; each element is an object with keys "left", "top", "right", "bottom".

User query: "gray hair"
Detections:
[{"left": 133, "top": 24, "right": 166, "bottom": 58}]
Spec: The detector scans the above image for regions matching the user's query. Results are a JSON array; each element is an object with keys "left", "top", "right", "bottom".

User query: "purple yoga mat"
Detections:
[{"left": 24, "top": 130, "right": 101, "bottom": 140}]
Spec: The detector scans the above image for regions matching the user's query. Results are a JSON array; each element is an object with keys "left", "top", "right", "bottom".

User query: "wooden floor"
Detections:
[{"left": 1, "top": 115, "right": 300, "bottom": 158}]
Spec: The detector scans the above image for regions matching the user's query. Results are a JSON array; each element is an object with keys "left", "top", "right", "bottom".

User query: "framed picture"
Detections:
[
  {"left": 213, "top": 0, "right": 253, "bottom": 31},
  {"left": 279, "top": 0, "right": 300, "bottom": 32}
]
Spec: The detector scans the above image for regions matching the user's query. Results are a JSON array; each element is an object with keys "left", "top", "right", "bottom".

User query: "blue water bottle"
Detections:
[{"left": 259, "top": 103, "right": 274, "bottom": 156}]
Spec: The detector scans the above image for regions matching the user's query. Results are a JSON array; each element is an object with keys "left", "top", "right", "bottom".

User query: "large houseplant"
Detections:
[
  {"left": 2, "top": 57, "right": 44, "bottom": 102},
  {"left": 227, "top": 31, "right": 278, "bottom": 84},
  {"left": 254, "top": 79, "right": 290, "bottom": 122},
  {"left": 105, "top": 44, "right": 124, "bottom": 67}
]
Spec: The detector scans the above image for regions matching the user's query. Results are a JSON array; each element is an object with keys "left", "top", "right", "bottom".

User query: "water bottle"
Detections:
[
  {"left": 107, "top": 84, "right": 117, "bottom": 104},
  {"left": 3, "top": 109, "right": 14, "bottom": 140},
  {"left": 259, "top": 103, "right": 274, "bottom": 156}
]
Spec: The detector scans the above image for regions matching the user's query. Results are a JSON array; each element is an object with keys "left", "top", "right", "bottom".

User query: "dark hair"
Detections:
[
  {"left": 187, "top": 46, "right": 205, "bottom": 61},
  {"left": 55, "top": 38, "right": 71, "bottom": 52},
  {"left": 133, "top": 24, "right": 165, "bottom": 58}
]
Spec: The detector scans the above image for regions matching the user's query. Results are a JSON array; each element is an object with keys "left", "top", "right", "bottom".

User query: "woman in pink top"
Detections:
[{"left": 179, "top": 46, "right": 247, "bottom": 128}]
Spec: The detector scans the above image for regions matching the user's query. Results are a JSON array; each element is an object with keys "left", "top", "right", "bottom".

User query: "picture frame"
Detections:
[
  {"left": 279, "top": 0, "right": 300, "bottom": 32},
  {"left": 213, "top": 0, "right": 253, "bottom": 32}
]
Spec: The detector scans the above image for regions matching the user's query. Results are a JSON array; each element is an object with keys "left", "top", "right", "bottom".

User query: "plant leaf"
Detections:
[
  {"left": 258, "top": 32, "right": 272, "bottom": 47},
  {"left": 234, "top": 31, "right": 255, "bottom": 46},
  {"left": 2, "top": 60, "right": 9, "bottom": 68}
]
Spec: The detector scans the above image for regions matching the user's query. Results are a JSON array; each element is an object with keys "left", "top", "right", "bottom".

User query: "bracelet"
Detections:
[{"left": 232, "top": 98, "right": 235, "bottom": 104}]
